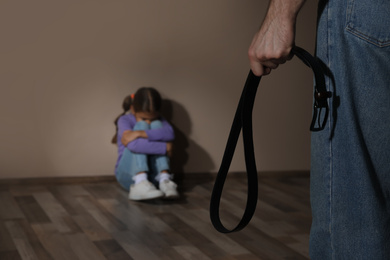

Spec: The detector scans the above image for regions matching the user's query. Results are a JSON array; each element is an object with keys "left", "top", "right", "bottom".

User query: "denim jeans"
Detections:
[
  {"left": 115, "top": 120, "right": 170, "bottom": 190},
  {"left": 310, "top": 0, "right": 390, "bottom": 259}
]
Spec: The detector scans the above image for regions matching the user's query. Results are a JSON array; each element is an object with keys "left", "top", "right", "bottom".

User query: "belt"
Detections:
[{"left": 209, "top": 46, "right": 330, "bottom": 233}]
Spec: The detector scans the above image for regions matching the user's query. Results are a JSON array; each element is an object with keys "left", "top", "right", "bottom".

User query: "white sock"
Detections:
[
  {"left": 158, "top": 172, "right": 171, "bottom": 183},
  {"left": 133, "top": 173, "right": 148, "bottom": 184}
]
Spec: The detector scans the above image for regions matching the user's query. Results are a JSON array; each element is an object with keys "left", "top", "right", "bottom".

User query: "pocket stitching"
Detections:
[
  {"left": 345, "top": 0, "right": 390, "bottom": 47},
  {"left": 346, "top": 25, "right": 390, "bottom": 47}
]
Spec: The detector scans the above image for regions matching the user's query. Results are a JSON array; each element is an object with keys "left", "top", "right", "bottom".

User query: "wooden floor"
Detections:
[{"left": 0, "top": 174, "right": 311, "bottom": 260}]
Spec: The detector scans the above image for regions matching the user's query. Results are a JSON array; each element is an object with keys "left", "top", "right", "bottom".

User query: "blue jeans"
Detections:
[
  {"left": 310, "top": 0, "right": 390, "bottom": 259},
  {"left": 115, "top": 120, "right": 170, "bottom": 191}
]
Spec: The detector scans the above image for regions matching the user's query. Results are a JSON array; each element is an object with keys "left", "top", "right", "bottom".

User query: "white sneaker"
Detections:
[
  {"left": 129, "top": 180, "right": 164, "bottom": 201},
  {"left": 159, "top": 180, "right": 179, "bottom": 199}
]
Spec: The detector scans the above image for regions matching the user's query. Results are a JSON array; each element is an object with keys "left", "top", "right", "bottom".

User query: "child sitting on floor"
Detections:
[{"left": 112, "top": 87, "right": 179, "bottom": 201}]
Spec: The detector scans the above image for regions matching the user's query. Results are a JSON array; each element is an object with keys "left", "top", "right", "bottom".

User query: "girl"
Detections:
[{"left": 112, "top": 87, "right": 178, "bottom": 201}]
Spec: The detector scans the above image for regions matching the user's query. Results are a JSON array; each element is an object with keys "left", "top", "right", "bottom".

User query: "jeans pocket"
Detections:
[{"left": 345, "top": 0, "right": 390, "bottom": 47}]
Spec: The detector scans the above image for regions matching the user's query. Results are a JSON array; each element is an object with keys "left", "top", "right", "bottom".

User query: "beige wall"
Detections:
[{"left": 0, "top": 0, "right": 318, "bottom": 179}]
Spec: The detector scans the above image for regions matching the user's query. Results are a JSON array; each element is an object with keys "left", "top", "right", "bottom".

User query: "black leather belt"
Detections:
[{"left": 210, "top": 46, "right": 330, "bottom": 233}]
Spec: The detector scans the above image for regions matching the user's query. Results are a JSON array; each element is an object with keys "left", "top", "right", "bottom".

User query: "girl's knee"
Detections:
[
  {"left": 134, "top": 120, "right": 150, "bottom": 131},
  {"left": 150, "top": 120, "right": 163, "bottom": 129}
]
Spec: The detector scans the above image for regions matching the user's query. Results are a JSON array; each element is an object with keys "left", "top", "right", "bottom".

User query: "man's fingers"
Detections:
[
  {"left": 249, "top": 48, "right": 292, "bottom": 76},
  {"left": 250, "top": 62, "right": 272, "bottom": 76},
  {"left": 262, "top": 60, "right": 280, "bottom": 70},
  {"left": 287, "top": 51, "right": 294, "bottom": 61},
  {"left": 262, "top": 67, "right": 272, "bottom": 75},
  {"left": 250, "top": 59, "right": 265, "bottom": 76}
]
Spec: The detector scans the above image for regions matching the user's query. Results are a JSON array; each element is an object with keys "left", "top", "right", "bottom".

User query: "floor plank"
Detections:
[
  {"left": 0, "top": 191, "right": 25, "bottom": 220},
  {"left": 14, "top": 196, "right": 51, "bottom": 224},
  {"left": 5, "top": 220, "right": 39, "bottom": 260},
  {"left": 93, "top": 239, "right": 134, "bottom": 260}
]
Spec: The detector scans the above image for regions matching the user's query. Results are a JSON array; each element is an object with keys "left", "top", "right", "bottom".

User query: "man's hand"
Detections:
[{"left": 248, "top": 0, "right": 306, "bottom": 76}]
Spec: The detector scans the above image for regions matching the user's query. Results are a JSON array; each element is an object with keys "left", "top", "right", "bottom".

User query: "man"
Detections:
[{"left": 248, "top": 0, "right": 390, "bottom": 258}]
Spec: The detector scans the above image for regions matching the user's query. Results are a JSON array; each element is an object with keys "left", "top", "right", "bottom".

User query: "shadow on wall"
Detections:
[{"left": 162, "top": 99, "right": 215, "bottom": 180}]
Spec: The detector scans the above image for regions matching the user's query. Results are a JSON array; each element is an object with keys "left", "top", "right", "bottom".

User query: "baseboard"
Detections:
[
  {"left": 257, "top": 170, "right": 310, "bottom": 178},
  {"left": 182, "top": 170, "right": 310, "bottom": 178},
  {"left": 0, "top": 175, "right": 116, "bottom": 186}
]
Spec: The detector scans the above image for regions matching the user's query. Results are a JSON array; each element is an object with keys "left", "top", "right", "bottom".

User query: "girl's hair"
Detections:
[
  {"left": 132, "top": 87, "right": 162, "bottom": 113},
  {"left": 111, "top": 87, "right": 162, "bottom": 144}
]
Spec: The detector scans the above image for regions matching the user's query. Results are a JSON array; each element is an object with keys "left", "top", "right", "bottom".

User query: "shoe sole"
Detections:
[
  {"left": 163, "top": 192, "right": 180, "bottom": 200},
  {"left": 129, "top": 192, "right": 164, "bottom": 201}
]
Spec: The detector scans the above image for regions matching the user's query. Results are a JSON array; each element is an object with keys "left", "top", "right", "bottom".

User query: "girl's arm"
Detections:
[
  {"left": 127, "top": 138, "right": 169, "bottom": 155},
  {"left": 130, "top": 119, "right": 174, "bottom": 154},
  {"left": 121, "top": 130, "right": 147, "bottom": 146},
  {"left": 117, "top": 115, "right": 132, "bottom": 144},
  {"left": 117, "top": 115, "right": 173, "bottom": 155},
  {"left": 144, "top": 119, "right": 175, "bottom": 142}
]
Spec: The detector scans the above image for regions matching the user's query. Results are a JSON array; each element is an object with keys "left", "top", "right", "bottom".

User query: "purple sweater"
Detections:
[{"left": 115, "top": 113, "right": 175, "bottom": 170}]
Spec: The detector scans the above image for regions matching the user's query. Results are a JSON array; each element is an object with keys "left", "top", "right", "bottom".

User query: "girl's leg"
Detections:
[
  {"left": 150, "top": 154, "right": 178, "bottom": 198},
  {"left": 149, "top": 120, "right": 178, "bottom": 198},
  {"left": 115, "top": 148, "right": 148, "bottom": 191},
  {"left": 149, "top": 155, "right": 171, "bottom": 185},
  {"left": 148, "top": 120, "right": 171, "bottom": 184},
  {"left": 115, "top": 121, "right": 150, "bottom": 191},
  {"left": 127, "top": 120, "right": 164, "bottom": 200}
]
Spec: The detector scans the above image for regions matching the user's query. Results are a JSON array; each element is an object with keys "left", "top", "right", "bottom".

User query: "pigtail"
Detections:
[{"left": 111, "top": 95, "right": 133, "bottom": 144}]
